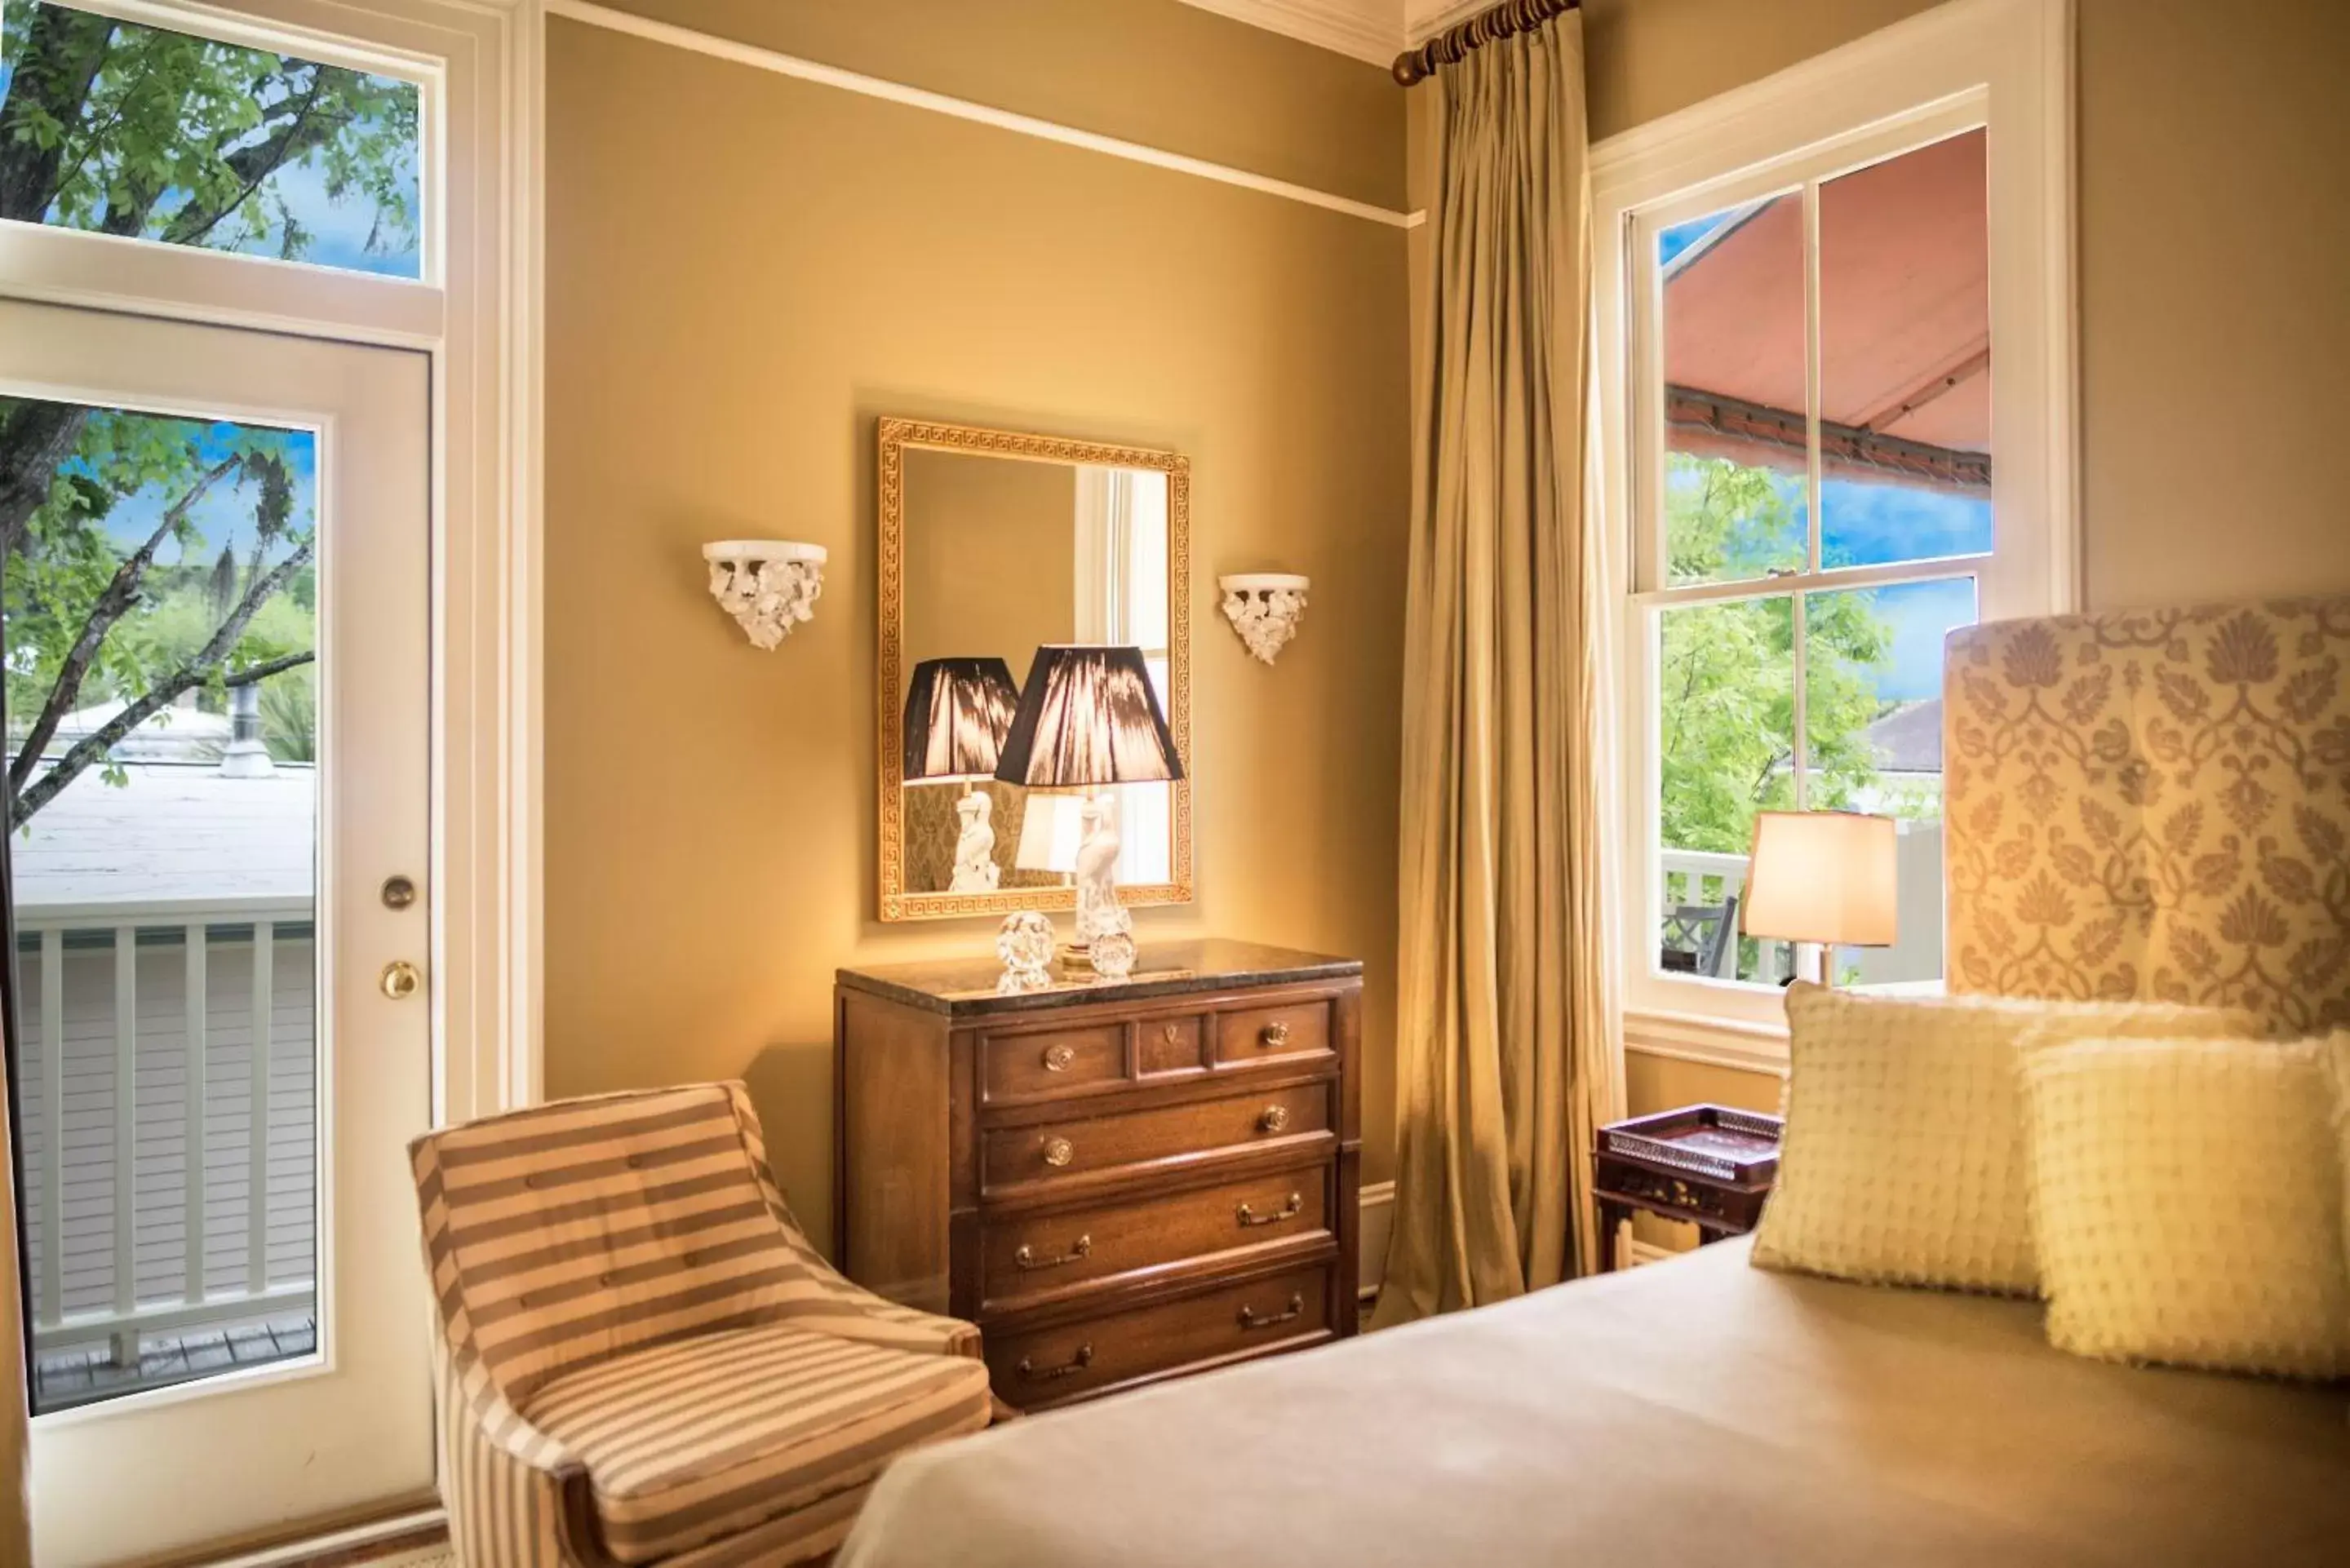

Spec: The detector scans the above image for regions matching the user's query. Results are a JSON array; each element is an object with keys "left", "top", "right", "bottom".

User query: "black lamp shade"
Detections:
[
  {"left": 993, "top": 644, "right": 1183, "bottom": 789},
  {"left": 902, "top": 657, "right": 1021, "bottom": 783}
]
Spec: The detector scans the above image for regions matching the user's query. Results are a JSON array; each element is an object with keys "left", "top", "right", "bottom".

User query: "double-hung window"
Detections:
[{"left": 1593, "top": 0, "right": 2077, "bottom": 1048}]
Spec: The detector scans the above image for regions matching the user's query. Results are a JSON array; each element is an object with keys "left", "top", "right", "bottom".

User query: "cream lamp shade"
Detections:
[{"left": 1740, "top": 810, "right": 1899, "bottom": 947}]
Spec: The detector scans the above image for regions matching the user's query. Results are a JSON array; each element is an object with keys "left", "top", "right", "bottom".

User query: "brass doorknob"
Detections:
[{"left": 380, "top": 960, "right": 423, "bottom": 1000}]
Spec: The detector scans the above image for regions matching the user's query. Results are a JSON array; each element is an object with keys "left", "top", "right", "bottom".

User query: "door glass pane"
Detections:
[
  {"left": 0, "top": 3, "right": 420, "bottom": 277},
  {"left": 1659, "top": 194, "right": 1807, "bottom": 585},
  {"left": 1818, "top": 130, "right": 1993, "bottom": 567},
  {"left": 1801, "top": 577, "right": 1978, "bottom": 986},
  {"left": 1656, "top": 594, "right": 1797, "bottom": 985},
  {"left": 4, "top": 396, "right": 319, "bottom": 1411}
]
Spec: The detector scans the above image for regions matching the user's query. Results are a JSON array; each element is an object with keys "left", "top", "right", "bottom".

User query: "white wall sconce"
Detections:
[
  {"left": 1219, "top": 574, "right": 1310, "bottom": 665},
  {"left": 704, "top": 540, "right": 827, "bottom": 649}
]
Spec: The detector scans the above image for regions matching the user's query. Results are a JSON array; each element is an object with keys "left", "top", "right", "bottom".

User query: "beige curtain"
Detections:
[{"left": 1373, "top": 12, "right": 1623, "bottom": 1327}]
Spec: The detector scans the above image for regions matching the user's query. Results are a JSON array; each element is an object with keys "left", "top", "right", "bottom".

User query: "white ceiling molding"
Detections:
[
  {"left": 1403, "top": 0, "right": 1493, "bottom": 45},
  {"left": 1169, "top": 0, "right": 1407, "bottom": 66}
]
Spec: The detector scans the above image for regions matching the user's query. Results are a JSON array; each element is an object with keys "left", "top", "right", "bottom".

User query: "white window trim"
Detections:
[
  {"left": 1590, "top": 0, "right": 2077, "bottom": 1070},
  {"left": 0, "top": 0, "right": 545, "bottom": 1123}
]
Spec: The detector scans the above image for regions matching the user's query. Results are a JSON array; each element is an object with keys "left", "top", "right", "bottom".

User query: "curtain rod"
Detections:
[{"left": 1392, "top": 0, "right": 1581, "bottom": 86}]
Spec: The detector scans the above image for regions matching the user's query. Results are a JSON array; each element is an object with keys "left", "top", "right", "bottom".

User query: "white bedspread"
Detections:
[{"left": 839, "top": 1241, "right": 2350, "bottom": 1568}]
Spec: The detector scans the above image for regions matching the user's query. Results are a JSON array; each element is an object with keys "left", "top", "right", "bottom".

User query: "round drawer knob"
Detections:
[
  {"left": 1043, "top": 1043, "right": 1076, "bottom": 1072},
  {"left": 1258, "top": 1105, "right": 1291, "bottom": 1135},
  {"left": 1042, "top": 1136, "right": 1075, "bottom": 1167},
  {"left": 1261, "top": 1021, "right": 1290, "bottom": 1048}
]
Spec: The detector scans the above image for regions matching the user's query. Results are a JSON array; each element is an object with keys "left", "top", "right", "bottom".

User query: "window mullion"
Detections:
[
  {"left": 1790, "top": 591, "right": 1809, "bottom": 813},
  {"left": 1803, "top": 177, "right": 1824, "bottom": 575}
]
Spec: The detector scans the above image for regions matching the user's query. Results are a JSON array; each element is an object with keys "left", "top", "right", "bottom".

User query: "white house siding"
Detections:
[{"left": 14, "top": 926, "right": 317, "bottom": 1331}]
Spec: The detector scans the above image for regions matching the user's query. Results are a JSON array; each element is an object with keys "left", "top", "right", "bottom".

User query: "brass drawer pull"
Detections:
[
  {"left": 1041, "top": 1136, "right": 1075, "bottom": 1167},
  {"left": 1237, "top": 1293, "right": 1306, "bottom": 1331},
  {"left": 1014, "top": 1234, "right": 1093, "bottom": 1270},
  {"left": 1261, "top": 1021, "right": 1290, "bottom": 1048},
  {"left": 1236, "top": 1193, "right": 1303, "bottom": 1229},
  {"left": 1017, "top": 1344, "right": 1095, "bottom": 1382},
  {"left": 1043, "top": 1043, "right": 1076, "bottom": 1072},
  {"left": 1257, "top": 1105, "right": 1291, "bottom": 1135}
]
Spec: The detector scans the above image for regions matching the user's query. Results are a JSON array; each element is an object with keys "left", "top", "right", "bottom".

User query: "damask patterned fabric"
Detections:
[{"left": 1944, "top": 596, "right": 2350, "bottom": 1034}]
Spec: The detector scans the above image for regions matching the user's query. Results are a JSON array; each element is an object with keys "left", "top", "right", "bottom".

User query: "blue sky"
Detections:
[
  {"left": 1822, "top": 481, "right": 1990, "bottom": 700},
  {"left": 86, "top": 419, "right": 320, "bottom": 565}
]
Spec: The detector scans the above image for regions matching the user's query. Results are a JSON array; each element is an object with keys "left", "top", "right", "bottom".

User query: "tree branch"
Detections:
[
  {"left": 0, "top": 7, "right": 112, "bottom": 223},
  {"left": 162, "top": 87, "right": 350, "bottom": 250},
  {"left": 11, "top": 540, "right": 314, "bottom": 829},
  {"left": 224, "top": 650, "right": 313, "bottom": 688},
  {"left": 7, "top": 456, "right": 242, "bottom": 795},
  {"left": 0, "top": 400, "right": 92, "bottom": 557}
]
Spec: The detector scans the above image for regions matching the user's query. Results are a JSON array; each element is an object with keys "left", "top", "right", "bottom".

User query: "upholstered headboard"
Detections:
[{"left": 1943, "top": 594, "right": 2350, "bottom": 1034}]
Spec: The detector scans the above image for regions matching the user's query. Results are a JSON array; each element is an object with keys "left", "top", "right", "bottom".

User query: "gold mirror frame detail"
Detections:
[{"left": 876, "top": 416, "right": 1193, "bottom": 922}]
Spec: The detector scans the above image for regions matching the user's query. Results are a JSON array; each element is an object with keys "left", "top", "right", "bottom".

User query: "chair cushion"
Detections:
[
  {"left": 2022, "top": 1033, "right": 2350, "bottom": 1379},
  {"left": 521, "top": 1322, "right": 992, "bottom": 1564},
  {"left": 1751, "top": 983, "right": 2261, "bottom": 1296}
]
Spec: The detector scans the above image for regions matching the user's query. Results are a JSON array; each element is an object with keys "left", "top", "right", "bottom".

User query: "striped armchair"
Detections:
[{"left": 410, "top": 1083, "right": 991, "bottom": 1568}]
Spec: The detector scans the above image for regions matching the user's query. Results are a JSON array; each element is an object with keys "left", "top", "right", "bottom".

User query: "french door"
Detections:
[{"left": 3, "top": 299, "right": 433, "bottom": 1566}]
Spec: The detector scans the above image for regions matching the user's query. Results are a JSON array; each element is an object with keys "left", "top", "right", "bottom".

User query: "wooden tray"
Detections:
[{"left": 1598, "top": 1104, "right": 1781, "bottom": 1189}]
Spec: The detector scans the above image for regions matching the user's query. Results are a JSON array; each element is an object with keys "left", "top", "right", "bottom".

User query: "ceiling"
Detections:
[{"left": 1170, "top": 0, "right": 1487, "bottom": 67}]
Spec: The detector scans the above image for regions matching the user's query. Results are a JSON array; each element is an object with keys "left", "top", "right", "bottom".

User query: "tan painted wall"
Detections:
[
  {"left": 901, "top": 450, "right": 1075, "bottom": 671},
  {"left": 543, "top": 2, "right": 1409, "bottom": 1251},
  {"left": 1576, "top": 0, "right": 2350, "bottom": 1123}
]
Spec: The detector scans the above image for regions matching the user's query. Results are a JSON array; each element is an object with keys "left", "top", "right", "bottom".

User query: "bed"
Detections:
[
  {"left": 838, "top": 595, "right": 2350, "bottom": 1568},
  {"left": 838, "top": 1238, "right": 2349, "bottom": 1567}
]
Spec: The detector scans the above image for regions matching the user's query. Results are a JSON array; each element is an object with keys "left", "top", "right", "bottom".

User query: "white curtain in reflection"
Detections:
[{"left": 1075, "top": 467, "right": 1173, "bottom": 884}]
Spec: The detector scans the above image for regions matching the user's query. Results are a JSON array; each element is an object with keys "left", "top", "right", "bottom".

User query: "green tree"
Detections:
[
  {"left": 1657, "top": 456, "right": 1892, "bottom": 859},
  {"left": 0, "top": 4, "right": 407, "bottom": 826},
  {"left": 2, "top": 408, "right": 316, "bottom": 826}
]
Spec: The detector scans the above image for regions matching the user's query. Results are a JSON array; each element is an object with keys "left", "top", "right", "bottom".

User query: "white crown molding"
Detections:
[
  {"left": 1403, "top": 0, "right": 1490, "bottom": 45},
  {"left": 1169, "top": 0, "right": 1405, "bottom": 67},
  {"left": 549, "top": 0, "right": 1412, "bottom": 226}
]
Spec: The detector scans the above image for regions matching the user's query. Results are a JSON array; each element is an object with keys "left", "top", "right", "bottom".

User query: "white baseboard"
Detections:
[{"left": 1358, "top": 1179, "right": 1394, "bottom": 1303}]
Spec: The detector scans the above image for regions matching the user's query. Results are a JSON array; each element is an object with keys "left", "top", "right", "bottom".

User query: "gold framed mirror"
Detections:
[{"left": 876, "top": 418, "right": 1192, "bottom": 922}]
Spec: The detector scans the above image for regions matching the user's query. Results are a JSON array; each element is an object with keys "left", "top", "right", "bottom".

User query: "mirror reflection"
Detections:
[{"left": 887, "top": 432, "right": 1186, "bottom": 917}]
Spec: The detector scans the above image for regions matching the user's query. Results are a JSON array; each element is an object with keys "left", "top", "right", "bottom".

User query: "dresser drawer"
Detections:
[
  {"left": 981, "top": 1021, "right": 1127, "bottom": 1102},
  {"left": 983, "top": 1082, "right": 1329, "bottom": 1194},
  {"left": 987, "top": 1264, "right": 1335, "bottom": 1408},
  {"left": 981, "top": 1167, "right": 1332, "bottom": 1311},
  {"left": 1213, "top": 1001, "right": 1332, "bottom": 1068}
]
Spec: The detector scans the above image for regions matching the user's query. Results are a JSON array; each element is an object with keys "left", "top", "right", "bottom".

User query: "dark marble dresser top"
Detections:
[{"left": 836, "top": 938, "right": 1361, "bottom": 1019}]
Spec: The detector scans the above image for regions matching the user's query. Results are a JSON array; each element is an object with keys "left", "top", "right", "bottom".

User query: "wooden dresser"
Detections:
[{"left": 833, "top": 939, "right": 1361, "bottom": 1411}]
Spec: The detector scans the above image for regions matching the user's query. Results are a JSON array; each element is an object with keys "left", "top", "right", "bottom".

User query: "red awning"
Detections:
[{"left": 1664, "top": 128, "right": 1989, "bottom": 490}]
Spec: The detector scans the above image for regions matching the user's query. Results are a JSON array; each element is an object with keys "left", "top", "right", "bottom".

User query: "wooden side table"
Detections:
[{"left": 1593, "top": 1105, "right": 1782, "bottom": 1271}]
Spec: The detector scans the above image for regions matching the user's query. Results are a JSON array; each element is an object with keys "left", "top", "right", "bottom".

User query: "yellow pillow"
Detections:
[
  {"left": 1750, "top": 983, "right": 2259, "bottom": 1296},
  {"left": 2021, "top": 1034, "right": 2350, "bottom": 1380}
]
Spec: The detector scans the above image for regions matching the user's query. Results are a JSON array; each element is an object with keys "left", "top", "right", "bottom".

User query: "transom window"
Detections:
[{"left": 1, "top": 1, "right": 423, "bottom": 277}]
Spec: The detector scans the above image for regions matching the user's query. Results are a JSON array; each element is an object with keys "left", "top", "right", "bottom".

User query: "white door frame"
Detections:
[
  {"left": 0, "top": 0, "right": 543, "bottom": 1549},
  {"left": 0, "top": 0, "right": 548, "bottom": 1130}
]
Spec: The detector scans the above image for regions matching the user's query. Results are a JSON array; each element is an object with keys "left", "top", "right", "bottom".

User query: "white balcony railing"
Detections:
[
  {"left": 16, "top": 901, "right": 317, "bottom": 1371},
  {"left": 1659, "top": 821, "right": 1945, "bottom": 987},
  {"left": 1659, "top": 847, "right": 1794, "bottom": 983}
]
